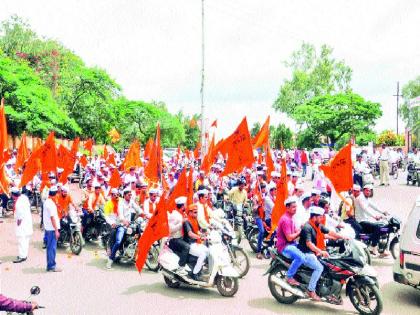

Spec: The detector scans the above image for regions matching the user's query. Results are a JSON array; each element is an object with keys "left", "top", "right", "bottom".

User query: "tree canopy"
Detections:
[
  {"left": 293, "top": 93, "right": 382, "bottom": 146},
  {"left": 401, "top": 76, "right": 420, "bottom": 146}
]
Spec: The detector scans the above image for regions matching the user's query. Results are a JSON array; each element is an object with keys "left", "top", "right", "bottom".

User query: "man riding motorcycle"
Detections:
[
  {"left": 355, "top": 184, "right": 390, "bottom": 257},
  {"left": 297, "top": 206, "right": 348, "bottom": 301},
  {"left": 106, "top": 188, "right": 142, "bottom": 269},
  {"left": 183, "top": 204, "right": 209, "bottom": 281},
  {"left": 167, "top": 196, "right": 190, "bottom": 276}
]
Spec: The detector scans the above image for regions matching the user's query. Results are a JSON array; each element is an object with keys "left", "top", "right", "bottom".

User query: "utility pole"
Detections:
[
  {"left": 393, "top": 81, "right": 403, "bottom": 135},
  {"left": 200, "top": 0, "right": 206, "bottom": 155}
]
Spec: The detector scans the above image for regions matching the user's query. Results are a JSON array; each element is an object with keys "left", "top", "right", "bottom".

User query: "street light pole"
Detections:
[{"left": 393, "top": 81, "right": 403, "bottom": 135}]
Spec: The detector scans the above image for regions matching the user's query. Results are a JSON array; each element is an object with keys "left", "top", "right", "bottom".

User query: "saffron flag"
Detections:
[
  {"left": 193, "top": 140, "right": 201, "bottom": 159},
  {"left": 79, "top": 155, "right": 88, "bottom": 168},
  {"left": 270, "top": 158, "right": 288, "bottom": 233},
  {"left": 221, "top": 117, "right": 254, "bottom": 176},
  {"left": 135, "top": 198, "right": 169, "bottom": 272},
  {"left": 0, "top": 98, "right": 8, "bottom": 160},
  {"left": 103, "top": 145, "right": 109, "bottom": 160},
  {"left": 187, "top": 168, "right": 194, "bottom": 206},
  {"left": 70, "top": 138, "right": 80, "bottom": 156},
  {"left": 319, "top": 142, "right": 353, "bottom": 192},
  {"left": 0, "top": 164, "right": 9, "bottom": 195},
  {"left": 252, "top": 116, "right": 270, "bottom": 149},
  {"left": 145, "top": 124, "right": 162, "bottom": 183},
  {"left": 211, "top": 119, "right": 217, "bottom": 128},
  {"left": 19, "top": 146, "right": 42, "bottom": 188},
  {"left": 37, "top": 132, "right": 57, "bottom": 175},
  {"left": 107, "top": 153, "right": 116, "bottom": 167},
  {"left": 109, "top": 168, "right": 122, "bottom": 189},
  {"left": 144, "top": 138, "right": 154, "bottom": 159},
  {"left": 83, "top": 139, "right": 93, "bottom": 155},
  {"left": 15, "top": 132, "right": 29, "bottom": 171},
  {"left": 121, "top": 140, "right": 142, "bottom": 170},
  {"left": 265, "top": 145, "right": 275, "bottom": 182},
  {"left": 200, "top": 134, "right": 215, "bottom": 174}
]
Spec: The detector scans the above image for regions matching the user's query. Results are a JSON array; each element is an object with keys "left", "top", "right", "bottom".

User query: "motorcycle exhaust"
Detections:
[{"left": 271, "top": 275, "right": 306, "bottom": 298}]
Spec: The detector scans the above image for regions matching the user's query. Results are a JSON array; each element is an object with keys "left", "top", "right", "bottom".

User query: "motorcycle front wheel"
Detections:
[
  {"left": 349, "top": 282, "right": 383, "bottom": 315},
  {"left": 390, "top": 237, "right": 399, "bottom": 260},
  {"left": 145, "top": 244, "right": 160, "bottom": 272},
  {"left": 70, "top": 231, "right": 83, "bottom": 255},
  {"left": 268, "top": 266, "right": 298, "bottom": 304},
  {"left": 164, "top": 275, "right": 181, "bottom": 288},
  {"left": 247, "top": 229, "right": 259, "bottom": 253},
  {"left": 231, "top": 247, "right": 250, "bottom": 278},
  {"left": 215, "top": 275, "right": 239, "bottom": 297}
]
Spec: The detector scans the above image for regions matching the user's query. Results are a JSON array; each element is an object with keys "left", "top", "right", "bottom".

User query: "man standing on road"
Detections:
[
  {"left": 12, "top": 187, "right": 33, "bottom": 264},
  {"left": 43, "top": 186, "right": 62, "bottom": 272},
  {"left": 379, "top": 143, "right": 390, "bottom": 186}
]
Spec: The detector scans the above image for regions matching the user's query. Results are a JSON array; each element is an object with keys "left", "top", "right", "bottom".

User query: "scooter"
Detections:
[{"left": 159, "top": 229, "right": 240, "bottom": 297}]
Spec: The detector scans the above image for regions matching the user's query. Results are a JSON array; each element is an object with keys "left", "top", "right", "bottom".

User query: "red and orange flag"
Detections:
[
  {"left": 121, "top": 140, "right": 142, "bottom": 170},
  {"left": 319, "top": 142, "right": 353, "bottom": 192},
  {"left": 145, "top": 124, "right": 162, "bottom": 183},
  {"left": 15, "top": 132, "right": 29, "bottom": 171},
  {"left": 83, "top": 139, "right": 93, "bottom": 156},
  {"left": 270, "top": 158, "right": 288, "bottom": 233},
  {"left": 221, "top": 117, "right": 254, "bottom": 176},
  {"left": 252, "top": 116, "right": 270, "bottom": 149},
  {"left": 166, "top": 168, "right": 187, "bottom": 211},
  {"left": 211, "top": 119, "right": 217, "bottom": 128},
  {"left": 109, "top": 168, "right": 122, "bottom": 189},
  {"left": 0, "top": 98, "right": 8, "bottom": 160}
]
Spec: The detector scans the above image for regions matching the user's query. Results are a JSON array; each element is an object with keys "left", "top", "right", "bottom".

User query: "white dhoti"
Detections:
[{"left": 17, "top": 235, "right": 31, "bottom": 259}]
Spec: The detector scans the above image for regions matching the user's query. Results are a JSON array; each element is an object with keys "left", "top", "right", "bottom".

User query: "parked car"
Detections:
[{"left": 393, "top": 195, "right": 420, "bottom": 290}]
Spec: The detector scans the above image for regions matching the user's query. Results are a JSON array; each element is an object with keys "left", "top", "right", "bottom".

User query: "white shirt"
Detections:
[
  {"left": 15, "top": 195, "right": 33, "bottom": 237},
  {"left": 118, "top": 199, "right": 141, "bottom": 222},
  {"left": 379, "top": 148, "right": 390, "bottom": 161},
  {"left": 168, "top": 210, "right": 183, "bottom": 238},
  {"left": 294, "top": 204, "right": 310, "bottom": 228},
  {"left": 43, "top": 198, "right": 60, "bottom": 231},
  {"left": 355, "top": 194, "right": 384, "bottom": 222}
]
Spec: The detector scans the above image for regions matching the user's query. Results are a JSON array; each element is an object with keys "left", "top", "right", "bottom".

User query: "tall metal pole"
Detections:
[
  {"left": 200, "top": 0, "right": 206, "bottom": 155},
  {"left": 393, "top": 81, "right": 402, "bottom": 135}
]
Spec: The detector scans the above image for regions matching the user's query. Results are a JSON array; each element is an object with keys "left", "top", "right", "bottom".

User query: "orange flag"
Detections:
[
  {"left": 33, "top": 138, "right": 42, "bottom": 152},
  {"left": 103, "top": 145, "right": 109, "bottom": 160},
  {"left": 265, "top": 145, "right": 275, "bottom": 182},
  {"left": 57, "top": 144, "right": 71, "bottom": 169},
  {"left": 135, "top": 198, "right": 169, "bottom": 272},
  {"left": 319, "top": 142, "right": 353, "bottom": 192},
  {"left": 144, "top": 138, "right": 154, "bottom": 159},
  {"left": 270, "top": 158, "right": 288, "bottom": 233},
  {"left": 109, "top": 168, "right": 122, "bottom": 189},
  {"left": 221, "top": 117, "right": 254, "bottom": 176},
  {"left": 79, "top": 155, "right": 88, "bottom": 168},
  {"left": 36, "top": 132, "right": 57, "bottom": 175},
  {"left": 193, "top": 140, "right": 201, "bottom": 159},
  {"left": 166, "top": 168, "right": 187, "bottom": 210},
  {"left": 252, "top": 116, "right": 270, "bottom": 149},
  {"left": 201, "top": 134, "right": 215, "bottom": 174},
  {"left": 0, "top": 164, "right": 9, "bottom": 195},
  {"left": 121, "top": 140, "right": 142, "bottom": 170},
  {"left": 83, "top": 139, "right": 93, "bottom": 155},
  {"left": 187, "top": 168, "right": 194, "bottom": 205},
  {"left": 0, "top": 98, "right": 9, "bottom": 159},
  {"left": 211, "top": 119, "right": 217, "bottom": 128},
  {"left": 107, "top": 153, "right": 116, "bottom": 167},
  {"left": 15, "top": 132, "right": 29, "bottom": 171},
  {"left": 19, "top": 146, "right": 42, "bottom": 188},
  {"left": 70, "top": 138, "right": 80, "bottom": 156},
  {"left": 145, "top": 124, "right": 161, "bottom": 183}
]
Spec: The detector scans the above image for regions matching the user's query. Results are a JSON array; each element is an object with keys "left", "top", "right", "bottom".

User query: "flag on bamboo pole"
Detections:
[
  {"left": 121, "top": 140, "right": 142, "bottom": 170},
  {"left": 103, "top": 145, "right": 109, "bottom": 160},
  {"left": 37, "top": 132, "right": 57, "bottom": 175},
  {"left": 144, "top": 123, "right": 161, "bottom": 183},
  {"left": 15, "top": 132, "right": 29, "bottom": 171},
  {"left": 200, "top": 134, "right": 215, "bottom": 174},
  {"left": 189, "top": 118, "right": 197, "bottom": 128},
  {"left": 252, "top": 116, "right": 270, "bottom": 149},
  {"left": 144, "top": 138, "right": 154, "bottom": 159},
  {"left": 0, "top": 98, "right": 8, "bottom": 160},
  {"left": 135, "top": 198, "right": 169, "bottom": 272},
  {"left": 270, "top": 158, "right": 288, "bottom": 234},
  {"left": 166, "top": 168, "right": 187, "bottom": 211},
  {"left": 79, "top": 155, "right": 88, "bottom": 168},
  {"left": 211, "top": 119, "right": 217, "bottom": 128},
  {"left": 109, "top": 168, "right": 122, "bottom": 189},
  {"left": 83, "top": 139, "right": 93, "bottom": 156},
  {"left": 19, "top": 146, "right": 42, "bottom": 188},
  {"left": 265, "top": 144, "right": 275, "bottom": 182},
  {"left": 193, "top": 140, "right": 201, "bottom": 159},
  {"left": 319, "top": 142, "right": 353, "bottom": 192},
  {"left": 221, "top": 117, "right": 254, "bottom": 176}
]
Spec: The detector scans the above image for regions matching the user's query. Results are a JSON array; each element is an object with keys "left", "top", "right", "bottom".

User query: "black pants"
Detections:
[
  {"left": 344, "top": 217, "right": 363, "bottom": 238},
  {"left": 168, "top": 238, "right": 190, "bottom": 267},
  {"left": 360, "top": 221, "right": 383, "bottom": 247},
  {"left": 353, "top": 174, "right": 363, "bottom": 188}
]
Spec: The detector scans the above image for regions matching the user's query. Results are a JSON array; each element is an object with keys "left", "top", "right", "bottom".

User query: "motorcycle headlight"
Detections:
[{"left": 126, "top": 227, "right": 133, "bottom": 235}]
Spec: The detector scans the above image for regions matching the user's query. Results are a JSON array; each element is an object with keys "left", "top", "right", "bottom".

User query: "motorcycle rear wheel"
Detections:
[
  {"left": 215, "top": 275, "right": 239, "bottom": 297},
  {"left": 349, "top": 283, "right": 383, "bottom": 315},
  {"left": 164, "top": 275, "right": 181, "bottom": 288},
  {"left": 268, "top": 266, "right": 298, "bottom": 304},
  {"left": 247, "top": 229, "right": 259, "bottom": 253},
  {"left": 390, "top": 237, "right": 399, "bottom": 260},
  {"left": 146, "top": 244, "right": 160, "bottom": 272},
  {"left": 70, "top": 231, "right": 83, "bottom": 255}
]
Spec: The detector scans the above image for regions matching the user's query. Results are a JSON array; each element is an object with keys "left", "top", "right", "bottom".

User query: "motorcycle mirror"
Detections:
[{"left": 30, "top": 286, "right": 41, "bottom": 296}]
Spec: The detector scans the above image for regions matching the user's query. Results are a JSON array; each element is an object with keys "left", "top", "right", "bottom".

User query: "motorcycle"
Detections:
[
  {"left": 82, "top": 208, "right": 111, "bottom": 244},
  {"left": 224, "top": 202, "right": 245, "bottom": 244},
  {"left": 265, "top": 240, "right": 382, "bottom": 315},
  {"left": 406, "top": 161, "right": 420, "bottom": 186},
  {"left": 105, "top": 217, "right": 160, "bottom": 271},
  {"left": 159, "top": 229, "right": 240, "bottom": 297},
  {"left": 57, "top": 211, "right": 83, "bottom": 255},
  {"left": 358, "top": 216, "right": 401, "bottom": 259},
  {"left": 6, "top": 286, "right": 45, "bottom": 315},
  {"left": 389, "top": 162, "right": 398, "bottom": 179},
  {"left": 368, "top": 161, "right": 379, "bottom": 179},
  {"left": 362, "top": 169, "right": 374, "bottom": 187}
]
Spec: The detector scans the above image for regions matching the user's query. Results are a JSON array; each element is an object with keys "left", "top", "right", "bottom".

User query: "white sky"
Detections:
[{"left": 1, "top": 0, "right": 419, "bottom": 138}]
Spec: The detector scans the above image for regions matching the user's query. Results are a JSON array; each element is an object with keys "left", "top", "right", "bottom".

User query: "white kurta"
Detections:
[{"left": 15, "top": 195, "right": 33, "bottom": 237}]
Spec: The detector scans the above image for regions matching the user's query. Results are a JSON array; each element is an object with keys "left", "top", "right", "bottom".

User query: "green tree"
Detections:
[
  {"left": 296, "top": 128, "right": 319, "bottom": 149},
  {"left": 293, "top": 93, "right": 382, "bottom": 146},
  {"left": 175, "top": 110, "right": 200, "bottom": 149},
  {"left": 0, "top": 53, "right": 80, "bottom": 137},
  {"left": 273, "top": 42, "right": 352, "bottom": 117},
  {"left": 401, "top": 76, "right": 420, "bottom": 147},
  {"left": 250, "top": 122, "right": 261, "bottom": 138},
  {"left": 270, "top": 123, "right": 293, "bottom": 149}
]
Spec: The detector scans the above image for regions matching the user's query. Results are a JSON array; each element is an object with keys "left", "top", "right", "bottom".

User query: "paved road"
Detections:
[{"left": 0, "top": 172, "right": 419, "bottom": 315}]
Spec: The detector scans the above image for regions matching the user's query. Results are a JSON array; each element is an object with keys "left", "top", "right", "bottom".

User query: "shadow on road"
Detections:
[
  {"left": 247, "top": 297, "right": 356, "bottom": 315},
  {"left": 22, "top": 267, "right": 45, "bottom": 274},
  {"left": 381, "top": 282, "right": 420, "bottom": 312},
  {"left": 121, "top": 281, "right": 223, "bottom": 300},
  {"left": 0, "top": 255, "right": 16, "bottom": 262}
]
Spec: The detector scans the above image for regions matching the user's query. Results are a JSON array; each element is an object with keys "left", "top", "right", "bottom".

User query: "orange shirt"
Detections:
[{"left": 57, "top": 195, "right": 72, "bottom": 219}]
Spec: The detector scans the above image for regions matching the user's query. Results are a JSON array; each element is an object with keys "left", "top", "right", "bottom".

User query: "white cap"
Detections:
[
  {"left": 363, "top": 184, "right": 373, "bottom": 190},
  {"left": 268, "top": 183, "right": 277, "bottom": 191},
  {"left": 295, "top": 182, "right": 304, "bottom": 191},
  {"left": 197, "top": 189, "right": 208, "bottom": 195},
  {"left": 271, "top": 171, "right": 280, "bottom": 178},
  {"left": 284, "top": 196, "right": 298, "bottom": 206},
  {"left": 175, "top": 196, "right": 187, "bottom": 205},
  {"left": 110, "top": 188, "right": 119, "bottom": 195},
  {"left": 57, "top": 183, "right": 62, "bottom": 188},
  {"left": 353, "top": 184, "right": 361, "bottom": 191},
  {"left": 61, "top": 186, "right": 69, "bottom": 192},
  {"left": 49, "top": 186, "right": 58, "bottom": 193},
  {"left": 311, "top": 189, "right": 321, "bottom": 195},
  {"left": 292, "top": 172, "right": 299, "bottom": 177},
  {"left": 310, "top": 206, "right": 325, "bottom": 216},
  {"left": 256, "top": 171, "right": 264, "bottom": 176},
  {"left": 301, "top": 193, "right": 311, "bottom": 201},
  {"left": 50, "top": 179, "right": 57, "bottom": 185},
  {"left": 149, "top": 188, "right": 159, "bottom": 195},
  {"left": 123, "top": 187, "right": 131, "bottom": 194},
  {"left": 286, "top": 171, "right": 292, "bottom": 176},
  {"left": 11, "top": 187, "right": 20, "bottom": 194},
  {"left": 57, "top": 168, "right": 64, "bottom": 173}
]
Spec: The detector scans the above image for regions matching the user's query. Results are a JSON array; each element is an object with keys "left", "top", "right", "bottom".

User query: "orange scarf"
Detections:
[
  {"left": 111, "top": 198, "right": 119, "bottom": 215},
  {"left": 187, "top": 216, "right": 201, "bottom": 244},
  {"left": 309, "top": 220, "right": 326, "bottom": 250}
]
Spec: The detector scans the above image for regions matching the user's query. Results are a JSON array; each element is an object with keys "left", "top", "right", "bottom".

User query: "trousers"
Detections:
[
  {"left": 282, "top": 244, "right": 305, "bottom": 278},
  {"left": 110, "top": 226, "right": 125, "bottom": 260},
  {"left": 303, "top": 253, "right": 324, "bottom": 292},
  {"left": 45, "top": 230, "right": 57, "bottom": 271},
  {"left": 17, "top": 235, "right": 31, "bottom": 259},
  {"left": 360, "top": 221, "right": 383, "bottom": 247},
  {"left": 379, "top": 160, "right": 389, "bottom": 185},
  {"left": 168, "top": 238, "right": 190, "bottom": 267},
  {"left": 189, "top": 243, "right": 209, "bottom": 274},
  {"left": 255, "top": 218, "right": 265, "bottom": 253}
]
